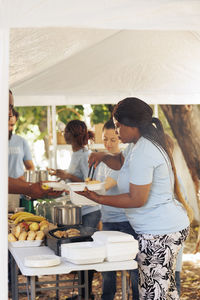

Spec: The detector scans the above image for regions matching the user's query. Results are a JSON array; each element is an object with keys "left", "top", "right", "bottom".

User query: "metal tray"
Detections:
[{"left": 46, "top": 225, "right": 95, "bottom": 255}]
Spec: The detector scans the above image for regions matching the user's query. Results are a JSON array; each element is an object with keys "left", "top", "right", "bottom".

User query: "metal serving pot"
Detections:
[
  {"left": 55, "top": 205, "right": 82, "bottom": 226},
  {"left": 24, "top": 170, "right": 49, "bottom": 182}
]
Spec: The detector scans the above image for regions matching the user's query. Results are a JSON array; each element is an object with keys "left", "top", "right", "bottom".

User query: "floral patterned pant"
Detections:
[{"left": 137, "top": 227, "right": 189, "bottom": 300}]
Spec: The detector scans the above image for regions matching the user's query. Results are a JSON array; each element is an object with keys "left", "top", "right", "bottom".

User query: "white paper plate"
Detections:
[
  {"left": 24, "top": 254, "right": 61, "bottom": 268},
  {"left": 9, "top": 240, "right": 43, "bottom": 248}
]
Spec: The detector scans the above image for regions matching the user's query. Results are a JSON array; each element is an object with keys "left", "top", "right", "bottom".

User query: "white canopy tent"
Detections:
[
  {"left": 1, "top": 0, "right": 200, "bottom": 297},
  {"left": 10, "top": 29, "right": 200, "bottom": 106}
]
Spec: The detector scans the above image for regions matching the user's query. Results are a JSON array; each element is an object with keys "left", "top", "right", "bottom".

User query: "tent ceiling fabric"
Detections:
[
  {"left": 10, "top": 28, "right": 200, "bottom": 105},
  {"left": 3, "top": 0, "right": 200, "bottom": 30}
]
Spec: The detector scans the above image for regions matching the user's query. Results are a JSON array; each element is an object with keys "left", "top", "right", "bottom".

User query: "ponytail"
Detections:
[{"left": 143, "top": 119, "right": 193, "bottom": 223}]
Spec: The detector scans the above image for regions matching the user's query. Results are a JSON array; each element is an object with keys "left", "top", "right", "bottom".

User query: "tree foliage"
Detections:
[
  {"left": 14, "top": 106, "right": 48, "bottom": 141},
  {"left": 90, "top": 104, "right": 114, "bottom": 125},
  {"left": 56, "top": 105, "right": 84, "bottom": 124}
]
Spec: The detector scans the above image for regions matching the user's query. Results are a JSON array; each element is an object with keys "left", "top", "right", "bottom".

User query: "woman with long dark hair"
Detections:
[{"left": 79, "top": 98, "right": 192, "bottom": 300}]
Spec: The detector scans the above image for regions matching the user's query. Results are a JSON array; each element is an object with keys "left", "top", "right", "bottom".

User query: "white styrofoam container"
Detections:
[
  {"left": 92, "top": 231, "right": 135, "bottom": 243},
  {"left": 92, "top": 231, "right": 138, "bottom": 262},
  {"left": 61, "top": 241, "right": 106, "bottom": 264},
  {"left": 106, "top": 241, "right": 138, "bottom": 262},
  {"left": 68, "top": 182, "right": 105, "bottom": 206}
]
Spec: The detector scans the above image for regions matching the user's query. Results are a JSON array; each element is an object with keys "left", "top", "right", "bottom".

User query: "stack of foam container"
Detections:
[{"left": 92, "top": 231, "right": 138, "bottom": 262}]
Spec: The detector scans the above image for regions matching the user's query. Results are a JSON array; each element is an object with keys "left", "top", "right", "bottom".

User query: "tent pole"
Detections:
[
  {"left": 47, "top": 106, "right": 51, "bottom": 168},
  {"left": 0, "top": 28, "right": 9, "bottom": 299},
  {"left": 51, "top": 105, "right": 57, "bottom": 169}
]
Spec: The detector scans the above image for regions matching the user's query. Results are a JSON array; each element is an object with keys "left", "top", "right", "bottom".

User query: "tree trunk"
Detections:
[{"left": 160, "top": 104, "right": 200, "bottom": 195}]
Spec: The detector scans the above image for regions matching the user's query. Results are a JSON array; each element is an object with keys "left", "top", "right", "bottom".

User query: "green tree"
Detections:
[
  {"left": 90, "top": 104, "right": 114, "bottom": 125},
  {"left": 56, "top": 105, "right": 84, "bottom": 124}
]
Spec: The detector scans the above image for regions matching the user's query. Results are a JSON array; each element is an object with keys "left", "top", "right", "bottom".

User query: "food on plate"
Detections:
[
  {"left": 29, "top": 222, "right": 40, "bottom": 231},
  {"left": 18, "top": 231, "right": 28, "bottom": 241},
  {"left": 27, "top": 230, "right": 37, "bottom": 241},
  {"left": 85, "top": 177, "right": 91, "bottom": 183},
  {"left": 39, "top": 220, "right": 50, "bottom": 231},
  {"left": 11, "top": 211, "right": 46, "bottom": 225},
  {"left": 12, "top": 224, "right": 24, "bottom": 239},
  {"left": 86, "top": 180, "right": 101, "bottom": 184},
  {"left": 10, "top": 211, "right": 34, "bottom": 220},
  {"left": 66, "top": 228, "right": 81, "bottom": 237},
  {"left": 53, "top": 228, "right": 80, "bottom": 238},
  {"left": 35, "top": 230, "right": 45, "bottom": 240},
  {"left": 8, "top": 233, "right": 17, "bottom": 242},
  {"left": 9, "top": 218, "right": 49, "bottom": 242},
  {"left": 54, "top": 230, "right": 64, "bottom": 238},
  {"left": 53, "top": 230, "right": 66, "bottom": 238}
]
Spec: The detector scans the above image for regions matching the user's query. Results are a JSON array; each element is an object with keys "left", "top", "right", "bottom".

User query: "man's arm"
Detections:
[
  {"left": 24, "top": 160, "right": 34, "bottom": 171},
  {"left": 8, "top": 177, "right": 63, "bottom": 199},
  {"left": 9, "top": 177, "right": 31, "bottom": 194}
]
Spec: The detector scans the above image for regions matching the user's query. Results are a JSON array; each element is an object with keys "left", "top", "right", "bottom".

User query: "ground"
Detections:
[{"left": 9, "top": 226, "right": 200, "bottom": 300}]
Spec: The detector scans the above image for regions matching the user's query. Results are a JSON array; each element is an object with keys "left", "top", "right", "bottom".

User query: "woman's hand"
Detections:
[
  {"left": 76, "top": 188, "right": 101, "bottom": 204},
  {"left": 47, "top": 168, "right": 57, "bottom": 176},
  {"left": 88, "top": 152, "right": 107, "bottom": 168},
  {"left": 48, "top": 168, "right": 69, "bottom": 180},
  {"left": 56, "top": 169, "right": 69, "bottom": 180}
]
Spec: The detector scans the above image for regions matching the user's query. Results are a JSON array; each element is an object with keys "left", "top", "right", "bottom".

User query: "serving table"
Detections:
[{"left": 9, "top": 245, "right": 137, "bottom": 300}]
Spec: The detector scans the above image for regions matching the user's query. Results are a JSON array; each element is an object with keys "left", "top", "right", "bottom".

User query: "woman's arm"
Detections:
[
  {"left": 55, "top": 169, "right": 83, "bottom": 182},
  {"left": 78, "top": 182, "right": 151, "bottom": 208},
  {"left": 89, "top": 152, "right": 124, "bottom": 170}
]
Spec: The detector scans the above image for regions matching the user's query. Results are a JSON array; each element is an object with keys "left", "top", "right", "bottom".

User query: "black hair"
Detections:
[
  {"left": 102, "top": 119, "right": 115, "bottom": 131},
  {"left": 64, "top": 120, "right": 95, "bottom": 147},
  {"left": 113, "top": 97, "right": 166, "bottom": 152},
  {"left": 12, "top": 109, "right": 19, "bottom": 120}
]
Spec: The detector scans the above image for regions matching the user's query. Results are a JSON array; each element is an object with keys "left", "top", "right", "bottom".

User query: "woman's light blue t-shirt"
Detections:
[
  {"left": 67, "top": 148, "right": 100, "bottom": 216},
  {"left": 118, "top": 137, "right": 189, "bottom": 235},
  {"left": 96, "top": 162, "right": 128, "bottom": 223}
]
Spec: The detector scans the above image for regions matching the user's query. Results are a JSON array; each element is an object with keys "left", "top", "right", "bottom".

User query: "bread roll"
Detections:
[
  {"left": 27, "top": 230, "right": 36, "bottom": 240},
  {"left": 12, "top": 224, "right": 23, "bottom": 239},
  {"left": 35, "top": 230, "right": 45, "bottom": 240},
  {"left": 18, "top": 231, "right": 28, "bottom": 241},
  {"left": 8, "top": 233, "right": 17, "bottom": 242}
]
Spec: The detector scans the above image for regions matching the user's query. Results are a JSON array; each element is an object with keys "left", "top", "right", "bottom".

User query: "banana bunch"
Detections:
[
  {"left": 10, "top": 211, "right": 34, "bottom": 220},
  {"left": 10, "top": 211, "right": 45, "bottom": 225}
]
